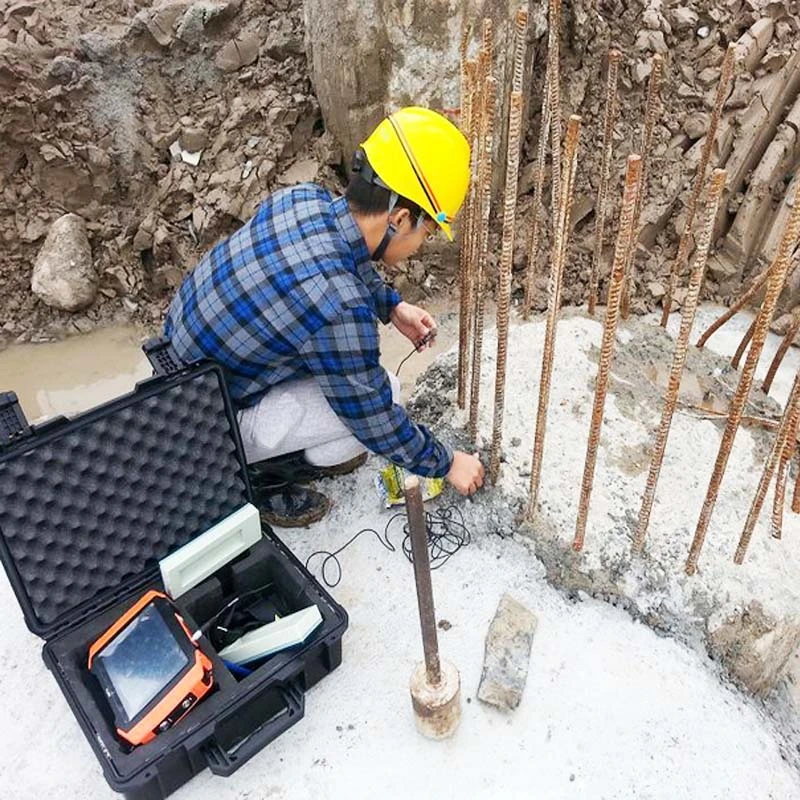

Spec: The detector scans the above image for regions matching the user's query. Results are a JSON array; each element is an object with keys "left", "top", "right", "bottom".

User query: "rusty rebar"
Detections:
[
  {"left": 731, "top": 317, "right": 756, "bottom": 370},
  {"left": 404, "top": 475, "right": 441, "bottom": 685},
  {"left": 688, "top": 179, "right": 800, "bottom": 575},
  {"left": 457, "top": 59, "right": 479, "bottom": 409},
  {"left": 633, "top": 169, "right": 727, "bottom": 553},
  {"left": 527, "top": 115, "right": 581, "bottom": 519},
  {"left": 588, "top": 49, "right": 621, "bottom": 317},
  {"left": 621, "top": 54, "right": 663, "bottom": 319},
  {"left": 734, "top": 369, "right": 800, "bottom": 563},
  {"left": 696, "top": 252, "right": 800, "bottom": 349},
  {"left": 523, "top": 73, "right": 551, "bottom": 319},
  {"left": 512, "top": 7, "right": 528, "bottom": 95},
  {"left": 696, "top": 269, "right": 770, "bottom": 349},
  {"left": 468, "top": 77, "right": 497, "bottom": 441},
  {"left": 547, "top": 0, "right": 562, "bottom": 228},
  {"left": 661, "top": 43, "right": 737, "bottom": 327},
  {"left": 762, "top": 312, "right": 800, "bottom": 394},
  {"left": 489, "top": 90, "right": 524, "bottom": 484},
  {"left": 771, "top": 408, "right": 797, "bottom": 539},
  {"left": 573, "top": 155, "right": 642, "bottom": 551}
]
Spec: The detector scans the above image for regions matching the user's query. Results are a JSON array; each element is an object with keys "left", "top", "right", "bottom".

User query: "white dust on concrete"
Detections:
[{"left": 1, "top": 306, "right": 800, "bottom": 798}]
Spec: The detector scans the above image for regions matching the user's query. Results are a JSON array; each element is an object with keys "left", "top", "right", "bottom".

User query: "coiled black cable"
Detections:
[{"left": 305, "top": 504, "right": 471, "bottom": 588}]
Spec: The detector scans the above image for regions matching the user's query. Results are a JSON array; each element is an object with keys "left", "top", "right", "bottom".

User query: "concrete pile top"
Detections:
[
  {"left": 415, "top": 306, "right": 800, "bottom": 698},
  {"left": 3, "top": 306, "right": 800, "bottom": 797}
]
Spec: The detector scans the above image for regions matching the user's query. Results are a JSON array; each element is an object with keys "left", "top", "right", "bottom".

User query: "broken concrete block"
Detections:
[
  {"left": 279, "top": 157, "right": 318, "bottom": 185},
  {"left": 669, "top": 6, "right": 698, "bottom": 31},
  {"left": 708, "top": 602, "right": 800, "bottom": 697},
  {"left": 477, "top": 594, "right": 538, "bottom": 712},
  {"left": 31, "top": 213, "right": 97, "bottom": 311},
  {"left": 683, "top": 112, "right": 710, "bottom": 140},
  {"left": 215, "top": 31, "right": 261, "bottom": 72}
]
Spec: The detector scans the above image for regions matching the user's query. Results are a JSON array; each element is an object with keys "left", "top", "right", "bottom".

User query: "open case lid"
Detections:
[{"left": 0, "top": 341, "right": 253, "bottom": 639}]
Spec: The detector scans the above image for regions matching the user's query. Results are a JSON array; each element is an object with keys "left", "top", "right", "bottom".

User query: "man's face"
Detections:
[{"left": 381, "top": 210, "right": 438, "bottom": 267}]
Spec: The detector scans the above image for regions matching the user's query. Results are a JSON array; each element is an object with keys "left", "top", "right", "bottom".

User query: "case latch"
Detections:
[
  {"left": 143, "top": 337, "right": 184, "bottom": 377},
  {"left": 0, "top": 392, "right": 31, "bottom": 448}
]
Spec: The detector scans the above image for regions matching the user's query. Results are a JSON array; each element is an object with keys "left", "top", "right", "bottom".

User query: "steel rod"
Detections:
[
  {"left": 688, "top": 179, "right": 800, "bottom": 574},
  {"left": 573, "top": 154, "right": 642, "bottom": 551},
  {"left": 527, "top": 115, "right": 581, "bottom": 518},
  {"left": 512, "top": 7, "right": 528, "bottom": 96},
  {"left": 547, "top": 0, "right": 562, "bottom": 233},
  {"left": 762, "top": 312, "right": 800, "bottom": 395},
  {"left": 588, "top": 49, "right": 621, "bottom": 317},
  {"left": 457, "top": 59, "right": 480, "bottom": 409},
  {"left": 523, "top": 72, "right": 551, "bottom": 319},
  {"left": 404, "top": 475, "right": 441, "bottom": 685},
  {"left": 696, "top": 269, "right": 770, "bottom": 349},
  {"left": 489, "top": 91, "right": 525, "bottom": 484},
  {"left": 771, "top": 410, "right": 797, "bottom": 539},
  {"left": 621, "top": 54, "right": 663, "bottom": 319},
  {"left": 734, "top": 369, "right": 800, "bottom": 563},
  {"left": 468, "top": 77, "right": 497, "bottom": 441},
  {"left": 661, "top": 43, "right": 736, "bottom": 327},
  {"left": 633, "top": 169, "right": 726, "bottom": 552},
  {"left": 731, "top": 317, "right": 756, "bottom": 370}
]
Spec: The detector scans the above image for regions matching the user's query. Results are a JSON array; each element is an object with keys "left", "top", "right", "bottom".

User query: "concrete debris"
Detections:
[
  {"left": 477, "top": 594, "right": 538, "bottom": 712},
  {"left": 215, "top": 30, "right": 261, "bottom": 71},
  {"left": 31, "top": 213, "right": 97, "bottom": 311},
  {"left": 683, "top": 112, "right": 710, "bottom": 140},
  {"left": 279, "top": 157, "right": 318, "bottom": 185}
]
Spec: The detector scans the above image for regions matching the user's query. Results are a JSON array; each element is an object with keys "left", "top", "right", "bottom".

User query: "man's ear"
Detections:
[{"left": 388, "top": 206, "right": 412, "bottom": 233}]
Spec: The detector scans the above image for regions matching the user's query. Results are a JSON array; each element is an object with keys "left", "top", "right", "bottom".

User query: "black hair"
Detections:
[
  {"left": 345, "top": 175, "right": 424, "bottom": 219},
  {"left": 345, "top": 149, "right": 424, "bottom": 220}
]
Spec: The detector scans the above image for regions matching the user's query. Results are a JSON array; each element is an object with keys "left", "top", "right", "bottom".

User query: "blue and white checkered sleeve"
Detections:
[
  {"left": 298, "top": 306, "right": 453, "bottom": 477},
  {"left": 357, "top": 262, "right": 402, "bottom": 324}
]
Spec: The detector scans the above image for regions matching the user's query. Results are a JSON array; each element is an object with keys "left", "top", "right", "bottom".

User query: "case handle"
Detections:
[
  {"left": 143, "top": 337, "right": 184, "bottom": 377},
  {"left": 202, "top": 679, "right": 305, "bottom": 777},
  {"left": 0, "top": 392, "right": 31, "bottom": 448}
]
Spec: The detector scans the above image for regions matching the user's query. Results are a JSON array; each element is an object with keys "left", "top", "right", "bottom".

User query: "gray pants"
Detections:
[{"left": 237, "top": 371, "right": 402, "bottom": 466}]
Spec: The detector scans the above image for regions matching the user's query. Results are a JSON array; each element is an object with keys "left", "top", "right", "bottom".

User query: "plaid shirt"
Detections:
[{"left": 165, "top": 183, "right": 453, "bottom": 477}]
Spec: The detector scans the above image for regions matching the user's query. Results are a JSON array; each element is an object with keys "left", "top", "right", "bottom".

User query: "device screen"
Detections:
[{"left": 95, "top": 602, "right": 190, "bottom": 722}]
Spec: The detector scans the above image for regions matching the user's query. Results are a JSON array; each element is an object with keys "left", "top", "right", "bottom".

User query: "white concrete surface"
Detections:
[{"left": 1, "top": 306, "right": 800, "bottom": 799}]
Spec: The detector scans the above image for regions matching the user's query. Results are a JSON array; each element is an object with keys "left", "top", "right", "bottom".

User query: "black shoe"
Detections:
[
  {"left": 251, "top": 481, "right": 331, "bottom": 528},
  {"left": 248, "top": 451, "right": 367, "bottom": 487}
]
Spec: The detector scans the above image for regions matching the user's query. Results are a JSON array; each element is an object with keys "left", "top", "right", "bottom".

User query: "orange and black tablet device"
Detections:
[{"left": 88, "top": 590, "right": 214, "bottom": 747}]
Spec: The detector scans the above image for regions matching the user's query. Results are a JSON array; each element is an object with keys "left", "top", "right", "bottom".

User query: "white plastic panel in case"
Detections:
[
  {"left": 219, "top": 605, "right": 323, "bottom": 665},
  {"left": 159, "top": 503, "right": 262, "bottom": 599}
]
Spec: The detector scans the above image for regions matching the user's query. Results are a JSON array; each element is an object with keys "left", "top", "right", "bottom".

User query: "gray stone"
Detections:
[
  {"left": 683, "top": 112, "right": 710, "bottom": 140},
  {"left": 31, "top": 213, "right": 97, "bottom": 311},
  {"left": 669, "top": 6, "right": 699, "bottom": 31},
  {"left": 477, "top": 594, "right": 538, "bottom": 712},
  {"left": 175, "top": 2, "right": 230, "bottom": 45},
  {"left": 215, "top": 30, "right": 261, "bottom": 72},
  {"left": 647, "top": 281, "right": 666, "bottom": 299},
  {"left": 135, "top": 1, "right": 190, "bottom": 47},
  {"left": 279, "top": 157, "right": 319, "bottom": 185}
]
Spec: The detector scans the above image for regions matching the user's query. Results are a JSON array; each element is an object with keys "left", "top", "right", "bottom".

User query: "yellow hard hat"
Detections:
[{"left": 360, "top": 107, "right": 471, "bottom": 241}]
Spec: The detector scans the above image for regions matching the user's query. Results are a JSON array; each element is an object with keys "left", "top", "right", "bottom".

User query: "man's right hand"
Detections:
[{"left": 446, "top": 451, "right": 485, "bottom": 496}]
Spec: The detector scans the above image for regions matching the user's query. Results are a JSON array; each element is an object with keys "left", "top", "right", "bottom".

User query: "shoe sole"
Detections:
[{"left": 258, "top": 495, "right": 332, "bottom": 528}]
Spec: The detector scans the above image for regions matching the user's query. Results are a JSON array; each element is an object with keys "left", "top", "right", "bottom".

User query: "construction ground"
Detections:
[{"left": 4, "top": 0, "right": 800, "bottom": 798}]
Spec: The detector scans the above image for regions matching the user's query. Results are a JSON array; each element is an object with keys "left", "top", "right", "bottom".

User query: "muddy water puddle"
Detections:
[
  {"left": 0, "top": 326, "right": 151, "bottom": 421},
  {"left": 0, "top": 297, "right": 463, "bottom": 420}
]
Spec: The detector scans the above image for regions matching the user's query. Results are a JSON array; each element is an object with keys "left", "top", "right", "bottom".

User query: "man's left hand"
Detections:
[{"left": 390, "top": 301, "right": 437, "bottom": 350}]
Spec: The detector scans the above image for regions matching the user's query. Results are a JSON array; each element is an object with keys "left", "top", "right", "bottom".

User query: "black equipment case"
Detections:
[{"left": 0, "top": 341, "right": 348, "bottom": 800}]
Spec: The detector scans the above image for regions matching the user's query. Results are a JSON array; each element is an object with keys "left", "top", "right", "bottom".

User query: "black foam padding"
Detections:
[{"left": 0, "top": 369, "right": 248, "bottom": 633}]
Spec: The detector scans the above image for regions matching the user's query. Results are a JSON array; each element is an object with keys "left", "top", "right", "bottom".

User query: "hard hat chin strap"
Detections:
[{"left": 371, "top": 191, "right": 399, "bottom": 261}]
